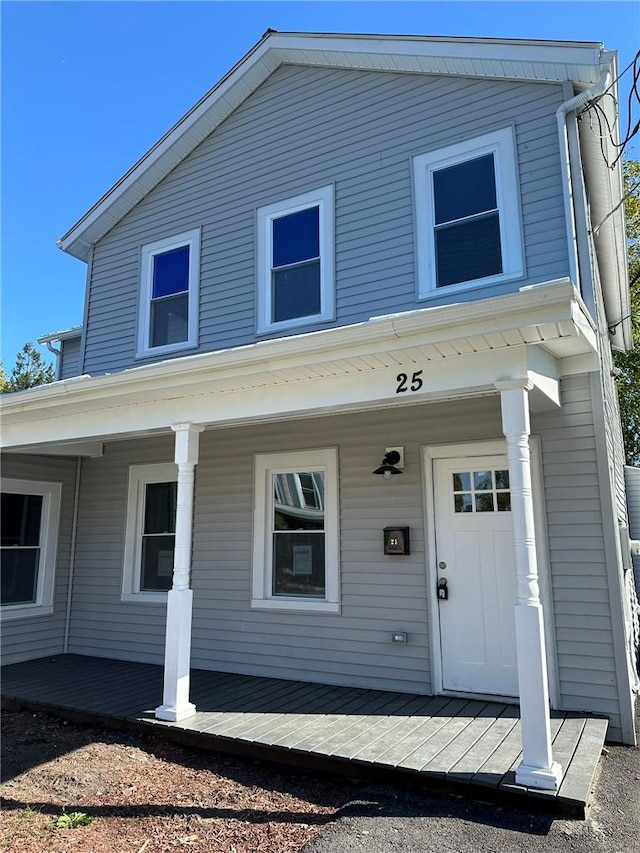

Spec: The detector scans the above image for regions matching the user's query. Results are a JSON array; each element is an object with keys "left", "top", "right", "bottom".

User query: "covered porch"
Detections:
[{"left": 1, "top": 654, "right": 607, "bottom": 818}]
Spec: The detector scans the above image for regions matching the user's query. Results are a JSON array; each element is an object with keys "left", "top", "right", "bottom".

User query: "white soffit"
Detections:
[
  {"left": 58, "top": 31, "right": 608, "bottom": 262},
  {"left": 0, "top": 281, "right": 597, "bottom": 445}
]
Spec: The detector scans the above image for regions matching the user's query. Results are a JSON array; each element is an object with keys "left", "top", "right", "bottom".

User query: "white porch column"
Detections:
[
  {"left": 496, "top": 379, "right": 562, "bottom": 790},
  {"left": 155, "top": 422, "right": 204, "bottom": 722}
]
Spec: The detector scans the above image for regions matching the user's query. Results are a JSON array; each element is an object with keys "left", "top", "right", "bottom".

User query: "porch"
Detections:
[{"left": 1, "top": 654, "right": 607, "bottom": 818}]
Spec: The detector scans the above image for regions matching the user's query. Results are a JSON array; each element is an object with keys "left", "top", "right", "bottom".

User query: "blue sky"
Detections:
[{"left": 2, "top": 0, "right": 638, "bottom": 368}]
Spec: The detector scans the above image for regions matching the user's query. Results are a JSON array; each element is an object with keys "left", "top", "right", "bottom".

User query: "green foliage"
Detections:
[
  {"left": 54, "top": 810, "right": 94, "bottom": 829},
  {"left": 2, "top": 341, "right": 54, "bottom": 392},
  {"left": 615, "top": 159, "right": 640, "bottom": 465},
  {"left": 0, "top": 362, "right": 9, "bottom": 393}
]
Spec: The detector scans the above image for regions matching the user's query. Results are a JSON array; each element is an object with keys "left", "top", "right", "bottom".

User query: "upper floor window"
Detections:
[
  {"left": 122, "top": 463, "right": 177, "bottom": 602},
  {"left": 257, "top": 186, "right": 335, "bottom": 335},
  {"left": 137, "top": 229, "right": 200, "bottom": 358},
  {"left": 1, "top": 479, "right": 61, "bottom": 620},
  {"left": 413, "top": 127, "right": 523, "bottom": 297}
]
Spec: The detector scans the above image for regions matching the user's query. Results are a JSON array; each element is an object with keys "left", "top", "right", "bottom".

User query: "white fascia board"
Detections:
[
  {"left": 0, "top": 281, "right": 595, "bottom": 450},
  {"left": 57, "top": 31, "right": 608, "bottom": 262},
  {"left": 1, "top": 279, "right": 586, "bottom": 409},
  {"left": 269, "top": 32, "right": 605, "bottom": 81},
  {"left": 38, "top": 326, "right": 83, "bottom": 344}
]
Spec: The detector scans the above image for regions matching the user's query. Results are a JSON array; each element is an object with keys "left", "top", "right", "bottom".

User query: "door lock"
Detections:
[{"left": 437, "top": 577, "right": 449, "bottom": 600}]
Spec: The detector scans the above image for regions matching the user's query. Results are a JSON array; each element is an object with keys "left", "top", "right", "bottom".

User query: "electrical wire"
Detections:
[{"left": 579, "top": 49, "right": 640, "bottom": 169}]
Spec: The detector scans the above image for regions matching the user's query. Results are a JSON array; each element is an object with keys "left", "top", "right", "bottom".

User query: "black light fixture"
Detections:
[{"left": 373, "top": 449, "right": 403, "bottom": 479}]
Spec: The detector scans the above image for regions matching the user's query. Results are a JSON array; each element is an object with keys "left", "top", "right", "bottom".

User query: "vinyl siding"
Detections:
[
  {"left": 83, "top": 65, "right": 570, "bottom": 376},
  {"left": 625, "top": 466, "right": 640, "bottom": 597},
  {"left": 59, "top": 337, "right": 82, "bottom": 380},
  {"left": 0, "top": 454, "right": 78, "bottom": 664},
  {"left": 68, "top": 397, "right": 504, "bottom": 693},
  {"left": 531, "top": 373, "right": 623, "bottom": 738},
  {"left": 64, "top": 382, "right": 627, "bottom": 736}
]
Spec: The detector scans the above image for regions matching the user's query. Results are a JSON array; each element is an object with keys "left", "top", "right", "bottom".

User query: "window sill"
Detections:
[
  {"left": 135, "top": 340, "right": 199, "bottom": 360},
  {"left": 251, "top": 597, "right": 340, "bottom": 614},
  {"left": 0, "top": 604, "right": 54, "bottom": 621},
  {"left": 121, "top": 592, "right": 168, "bottom": 604},
  {"left": 256, "top": 311, "right": 334, "bottom": 337},
  {"left": 417, "top": 268, "right": 524, "bottom": 301}
]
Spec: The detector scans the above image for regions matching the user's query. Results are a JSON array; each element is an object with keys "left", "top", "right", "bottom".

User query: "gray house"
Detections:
[{"left": 1, "top": 32, "right": 638, "bottom": 790}]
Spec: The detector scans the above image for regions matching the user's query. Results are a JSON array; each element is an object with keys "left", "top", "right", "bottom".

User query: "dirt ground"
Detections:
[{"left": 0, "top": 710, "right": 353, "bottom": 853}]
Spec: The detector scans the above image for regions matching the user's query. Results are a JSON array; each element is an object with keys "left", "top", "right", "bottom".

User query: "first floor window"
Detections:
[
  {"left": 251, "top": 449, "right": 339, "bottom": 612},
  {"left": 257, "top": 186, "right": 335, "bottom": 334},
  {"left": 122, "top": 463, "right": 177, "bottom": 601},
  {"left": 413, "top": 127, "right": 524, "bottom": 296},
  {"left": 137, "top": 229, "right": 200, "bottom": 357},
  {"left": 1, "top": 479, "right": 61, "bottom": 619}
]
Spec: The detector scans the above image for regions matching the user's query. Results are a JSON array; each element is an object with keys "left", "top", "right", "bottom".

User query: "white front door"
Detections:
[{"left": 433, "top": 453, "right": 519, "bottom": 697}]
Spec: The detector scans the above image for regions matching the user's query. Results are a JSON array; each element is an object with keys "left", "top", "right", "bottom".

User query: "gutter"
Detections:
[
  {"left": 0, "top": 279, "right": 583, "bottom": 413},
  {"left": 555, "top": 60, "right": 611, "bottom": 293},
  {"left": 555, "top": 52, "right": 631, "bottom": 351}
]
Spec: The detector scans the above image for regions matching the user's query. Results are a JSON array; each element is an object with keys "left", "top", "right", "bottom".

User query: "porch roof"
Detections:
[{"left": 1, "top": 280, "right": 596, "bottom": 453}]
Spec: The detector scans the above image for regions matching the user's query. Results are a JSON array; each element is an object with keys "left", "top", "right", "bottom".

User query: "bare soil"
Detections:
[{"left": 0, "top": 710, "right": 353, "bottom": 853}]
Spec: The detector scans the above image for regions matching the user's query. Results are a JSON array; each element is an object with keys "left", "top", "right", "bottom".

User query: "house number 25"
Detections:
[{"left": 396, "top": 370, "right": 423, "bottom": 394}]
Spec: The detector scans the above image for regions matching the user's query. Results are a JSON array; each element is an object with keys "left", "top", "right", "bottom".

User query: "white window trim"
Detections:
[
  {"left": 413, "top": 127, "right": 524, "bottom": 298},
  {"left": 251, "top": 448, "right": 340, "bottom": 613},
  {"left": 136, "top": 228, "right": 201, "bottom": 358},
  {"left": 0, "top": 478, "right": 61, "bottom": 620},
  {"left": 256, "top": 185, "right": 335, "bottom": 335},
  {"left": 122, "top": 462, "right": 177, "bottom": 603}
]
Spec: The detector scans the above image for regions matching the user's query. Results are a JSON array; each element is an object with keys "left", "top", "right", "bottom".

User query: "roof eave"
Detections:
[{"left": 58, "top": 31, "right": 609, "bottom": 262}]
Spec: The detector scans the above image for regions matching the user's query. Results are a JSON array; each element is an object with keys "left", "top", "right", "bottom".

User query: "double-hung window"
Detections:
[
  {"left": 1, "top": 479, "right": 61, "bottom": 619},
  {"left": 251, "top": 448, "right": 339, "bottom": 612},
  {"left": 257, "top": 186, "right": 335, "bottom": 334},
  {"left": 122, "top": 463, "right": 177, "bottom": 602},
  {"left": 137, "top": 229, "right": 200, "bottom": 357},
  {"left": 413, "top": 127, "right": 523, "bottom": 296}
]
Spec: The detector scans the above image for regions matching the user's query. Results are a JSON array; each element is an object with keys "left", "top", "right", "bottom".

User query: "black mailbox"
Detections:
[{"left": 384, "top": 526, "right": 410, "bottom": 555}]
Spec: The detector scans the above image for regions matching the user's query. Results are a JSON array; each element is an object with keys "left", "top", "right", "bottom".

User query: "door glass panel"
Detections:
[
  {"left": 454, "top": 493, "right": 473, "bottom": 513},
  {"left": 497, "top": 493, "right": 512, "bottom": 512},
  {"left": 475, "top": 493, "right": 495, "bottom": 512},
  {"left": 452, "top": 472, "right": 471, "bottom": 491},
  {"left": 474, "top": 471, "right": 493, "bottom": 490},
  {"left": 452, "top": 468, "right": 511, "bottom": 513},
  {"left": 495, "top": 469, "right": 510, "bottom": 489}
]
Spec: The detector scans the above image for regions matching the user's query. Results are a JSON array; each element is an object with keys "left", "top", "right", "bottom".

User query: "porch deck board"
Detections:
[{"left": 1, "top": 654, "right": 607, "bottom": 817}]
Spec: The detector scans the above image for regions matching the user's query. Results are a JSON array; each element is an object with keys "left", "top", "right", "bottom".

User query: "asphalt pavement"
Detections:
[{"left": 303, "top": 702, "right": 640, "bottom": 853}]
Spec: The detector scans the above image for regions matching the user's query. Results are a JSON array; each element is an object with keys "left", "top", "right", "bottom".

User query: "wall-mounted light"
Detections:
[{"left": 373, "top": 447, "right": 404, "bottom": 479}]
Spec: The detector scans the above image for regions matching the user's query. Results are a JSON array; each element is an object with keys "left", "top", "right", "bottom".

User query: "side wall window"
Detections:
[
  {"left": 257, "top": 186, "right": 335, "bottom": 334},
  {"left": 122, "top": 463, "right": 177, "bottom": 602},
  {"left": 137, "top": 229, "right": 201, "bottom": 357},
  {"left": 1, "top": 479, "right": 61, "bottom": 619},
  {"left": 413, "top": 127, "right": 524, "bottom": 296},
  {"left": 251, "top": 448, "right": 340, "bottom": 613}
]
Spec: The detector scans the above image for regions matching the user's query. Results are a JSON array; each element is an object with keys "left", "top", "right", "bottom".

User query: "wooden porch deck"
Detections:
[{"left": 1, "top": 654, "right": 608, "bottom": 817}]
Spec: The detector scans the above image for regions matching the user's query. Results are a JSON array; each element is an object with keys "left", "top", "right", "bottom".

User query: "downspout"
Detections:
[
  {"left": 43, "top": 340, "right": 62, "bottom": 381},
  {"left": 555, "top": 60, "right": 612, "bottom": 295},
  {"left": 63, "top": 456, "right": 82, "bottom": 653}
]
